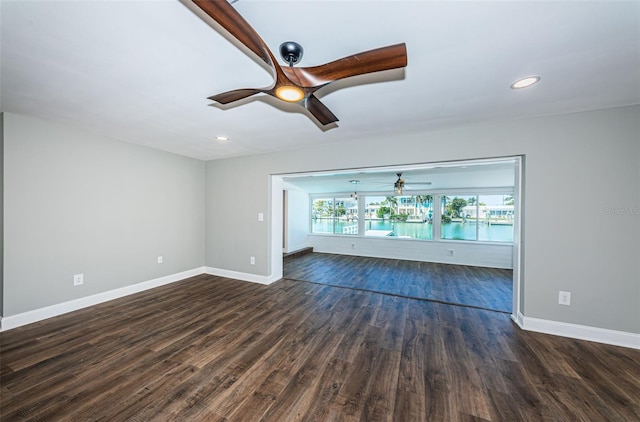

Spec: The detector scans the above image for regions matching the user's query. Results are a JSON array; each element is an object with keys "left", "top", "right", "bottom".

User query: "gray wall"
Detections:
[
  {"left": 205, "top": 105, "right": 640, "bottom": 334},
  {"left": 3, "top": 106, "right": 638, "bottom": 335},
  {"left": 284, "top": 188, "right": 310, "bottom": 253},
  {"left": 3, "top": 113, "right": 205, "bottom": 316},
  {"left": 1, "top": 113, "right": 4, "bottom": 317},
  {"left": 205, "top": 158, "right": 270, "bottom": 273}
]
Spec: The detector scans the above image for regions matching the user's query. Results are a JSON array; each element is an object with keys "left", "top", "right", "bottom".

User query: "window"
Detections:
[
  {"left": 477, "top": 194, "right": 514, "bottom": 242},
  {"left": 441, "top": 194, "right": 514, "bottom": 242},
  {"left": 311, "top": 192, "right": 512, "bottom": 243},
  {"left": 311, "top": 198, "right": 334, "bottom": 234},
  {"left": 441, "top": 195, "right": 478, "bottom": 241},
  {"left": 364, "top": 195, "right": 433, "bottom": 239},
  {"left": 311, "top": 196, "right": 358, "bottom": 235}
]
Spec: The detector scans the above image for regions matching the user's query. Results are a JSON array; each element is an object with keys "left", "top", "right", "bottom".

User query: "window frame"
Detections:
[
  {"left": 310, "top": 195, "right": 359, "bottom": 236},
  {"left": 309, "top": 188, "right": 514, "bottom": 244}
]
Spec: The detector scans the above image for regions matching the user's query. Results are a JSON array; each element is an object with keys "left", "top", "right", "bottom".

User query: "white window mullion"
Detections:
[
  {"left": 432, "top": 194, "right": 442, "bottom": 241},
  {"left": 358, "top": 195, "right": 365, "bottom": 237},
  {"left": 475, "top": 195, "right": 480, "bottom": 241},
  {"left": 332, "top": 198, "right": 336, "bottom": 234}
]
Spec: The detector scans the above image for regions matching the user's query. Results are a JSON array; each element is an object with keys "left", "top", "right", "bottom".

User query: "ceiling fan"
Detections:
[
  {"left": 392, "top": 172, "right": 432, "bottom": 194},
  {"left": 191, "top": 0, "right": 408, "bottom": 126}
]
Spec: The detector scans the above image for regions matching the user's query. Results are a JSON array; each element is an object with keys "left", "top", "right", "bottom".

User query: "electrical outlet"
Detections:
[
  {"left": 157, "top": 256, "right": 163, "bottom": 264},
  {"left": 559, "top": 291, "right": 571, "bottom": 306},
  {"left": 250, "top": 256, "right": 255, "bottom": 265},
  {"left": 73, "top": 274, "right": 84, "bottom": 286},
  {"left": 448, "top": 249, "right": 455, "bottom": 256},
  {"left": 258, "top": 213, "right": 264, "bottom": 222},
  {"left": 351, "top": 243, "right": 356, "bottom": 249}
]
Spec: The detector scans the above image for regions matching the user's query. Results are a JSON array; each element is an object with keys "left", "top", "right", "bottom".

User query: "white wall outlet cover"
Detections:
[
  {"left": 559, "top": 291, "right": 571, "bottom": 305},
  {"left": 258, "top": 213, "right": 264, "bottom": 222},
  {"left": 250, "top": 256, "right": 256, "bottom": 265},
  {"left": 157, "top": 256, "right": 163, "bottom": 264},
  {"left": 73, "top": 274, "right": 84, "bottom": 286}
]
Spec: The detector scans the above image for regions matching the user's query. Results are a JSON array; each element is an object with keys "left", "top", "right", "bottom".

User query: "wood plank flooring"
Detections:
[
  {"left": 2, "top": 274, "right": 639, "bottom": 421},
  {"left": 284, "top": 253, "right": 513, "bottom": 313}
]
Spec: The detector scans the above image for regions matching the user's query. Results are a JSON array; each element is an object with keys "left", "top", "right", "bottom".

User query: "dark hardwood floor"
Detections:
[
  {"left": 1, "top": 274, "right": 639, "bottom": 421},
  {"left": 284, "top": 253, "right": 513, "bottom": 313}
]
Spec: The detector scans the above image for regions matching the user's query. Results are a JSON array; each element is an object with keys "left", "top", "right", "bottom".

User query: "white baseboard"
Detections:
[
  {"left": 511, "top": 312, "right": 524, "bottom": 327},
  {"left": 204, "top": 266, "right": 279, "bottom": 285},
  {"left": 515, "top": 312, "right": 640, "bottom": 350},
  {"left": 5, "top": 272, "right": 634, "bottom": 350},
  {"left": 0, "top": 267, "right": 206, "bottom": 332}
]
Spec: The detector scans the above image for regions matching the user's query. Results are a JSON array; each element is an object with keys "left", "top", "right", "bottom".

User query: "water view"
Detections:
[
  {"left": 312, "top": 219, "right": 513, "bottom": 242},
  {"left": 311, "top": 194, "right": 515, "bottom": 243}
]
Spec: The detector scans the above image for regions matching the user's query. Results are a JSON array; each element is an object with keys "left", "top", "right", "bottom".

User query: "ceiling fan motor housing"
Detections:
[{"left": 279, "top": 41, "right": 303, "bottom": 66}]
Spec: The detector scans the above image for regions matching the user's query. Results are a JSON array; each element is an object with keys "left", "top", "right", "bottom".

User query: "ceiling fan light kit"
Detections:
[
  {"left": 275, "top": 86, "right": 305, "bottom": 102},
  {"left": 394, "top": 173, "right": 405, "bottom": 195},
  {"left": 192, "top": 0, "right": 408, "bottom": 126}
]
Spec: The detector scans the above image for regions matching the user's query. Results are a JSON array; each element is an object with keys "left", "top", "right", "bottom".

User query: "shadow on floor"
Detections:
[{"left": 284, "top": 252, "right": 513, "bottom": 313}]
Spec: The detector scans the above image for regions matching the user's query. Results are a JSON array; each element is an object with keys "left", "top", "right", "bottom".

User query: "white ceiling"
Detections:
[
  {"left": 1, "top": 1, "right": 639, "bottom": 161},
  {"left": 282, "top": 158, "right": 516, "bottom": 194}
]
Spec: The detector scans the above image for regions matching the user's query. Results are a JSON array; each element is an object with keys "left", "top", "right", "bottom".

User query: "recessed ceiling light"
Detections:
[
  {"left": 510, "top": 76, "right": 541, "bottom": 89},
  {"left": 215, "top": 136, "right": 230, "bottom": 143},
  {"left": 349, "top": 180, "right": 360, "bottom": 184}
]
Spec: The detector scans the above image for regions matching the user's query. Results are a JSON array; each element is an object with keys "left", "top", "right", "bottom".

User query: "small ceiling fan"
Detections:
[
  {"left": 392, "top": 172, "right": 432, "bottom": 194},
  {"left": 191, "top": 0, "right": 408, "bottom": 126}
]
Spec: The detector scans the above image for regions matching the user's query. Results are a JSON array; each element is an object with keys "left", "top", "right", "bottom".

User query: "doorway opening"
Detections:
[{"left": 270, "top": 156, "right": 524, "bottom": 318}]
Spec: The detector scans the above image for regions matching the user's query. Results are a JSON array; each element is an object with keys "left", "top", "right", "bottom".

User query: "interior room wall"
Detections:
[
  {"left": 1, "top": 113, "right": 4, "bottom": 317},
  {"left": 284, "top": 187, "right": 310, "bottom": 253},
  {"left": 205, "top": 105, "right": 640, "bottom": 335},
  {"left": 205, "top": 158, "right": 270, "bottom": 277},
  {"left": 3, "top": 113, "right": 205, "bottom": 317},
  {"left": 282, "top": 165, "right": 517, "bottom": 268},
  {"left": 307, "top": 235, "right": 513, "bottom": 269}
]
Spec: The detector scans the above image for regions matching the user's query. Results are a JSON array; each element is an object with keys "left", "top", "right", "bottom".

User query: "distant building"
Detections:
[{"left": 462, "top": 205, "right": 514, "bottom": 221}]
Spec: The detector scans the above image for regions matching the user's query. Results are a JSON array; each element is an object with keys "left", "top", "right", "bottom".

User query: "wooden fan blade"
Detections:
[
  {"left": 305, "top": 95, "right": 338, "bottom": 126},
  {"left": 192, "top": 0, "right": 275, "bottom": 69},
  {"left": 283, "top": 43, "right": 407, "bottom": 87},
  {"left": 208, "top": 88, "right": 263, "bottom": 104}
]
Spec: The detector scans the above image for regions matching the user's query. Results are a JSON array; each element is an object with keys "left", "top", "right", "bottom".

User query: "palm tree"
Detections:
[
  {"left": 383, "top": 196, "right": 399, "bottom": 216},
  {"left": 442, "top": 196, "right": 451, "bottom": 215},
  {"left": 325, "top": 201, "right": 334, "bottom": 218},
  {"left": 415, "top": 195, "right": 432, "bottom": 219}
]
